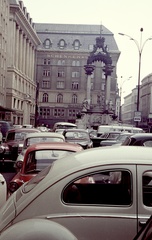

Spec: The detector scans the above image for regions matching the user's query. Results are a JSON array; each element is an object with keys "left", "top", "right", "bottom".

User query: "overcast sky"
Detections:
[{"left": 23, "top": 0, "right": 152, "bottom": 99}]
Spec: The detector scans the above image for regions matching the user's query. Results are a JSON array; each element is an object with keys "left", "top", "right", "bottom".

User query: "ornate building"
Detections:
[
  {"left": 4, "top": 0, "right": 41, "bottom": 125},
  {"left": 0, "top": 0, "right": 9, "bottom": 118},
  {"left": 35, "top": 23, "right": 120, "bottom": 128}
]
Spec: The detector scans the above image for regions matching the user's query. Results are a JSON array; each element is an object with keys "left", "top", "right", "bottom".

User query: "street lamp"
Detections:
[{"left": 119, "top": 28, "right": 152, "bottom": 125}]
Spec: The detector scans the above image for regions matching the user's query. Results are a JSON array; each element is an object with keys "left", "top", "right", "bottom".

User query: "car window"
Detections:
[
  {"left": 143, "top": 171, "right": 152, "bottom": 206},
  {"left": 65, "top": 132, "right": 89, "bottom": 139},
  {"left": 26, "top": 137, "right": 64, "bottom": 147},
  {"left": 24, "top": 150, "right": 73, "bottom": 173},
  {"left": 63, "top": 170, "right": 132, "bottom": 206},
  {"left": 143, "top": 141, "right": 152, "bottom": 147}
]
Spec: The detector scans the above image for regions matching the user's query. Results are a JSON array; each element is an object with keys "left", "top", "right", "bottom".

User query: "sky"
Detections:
[{"left": 22, "top": 0, "right": 152, "bottom": 100}]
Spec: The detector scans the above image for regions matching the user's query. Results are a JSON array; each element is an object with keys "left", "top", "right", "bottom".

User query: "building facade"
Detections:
[
  {"left": 0, "top": 0, "right": 9, "bottom": 118},
  {"left": 35, "top": 23, "right": 120, "bottom": 128},
  {"left": 4, "top": 0, "right": 40, "bottom": 125}
]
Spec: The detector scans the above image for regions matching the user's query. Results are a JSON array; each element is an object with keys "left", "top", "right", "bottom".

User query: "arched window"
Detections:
[
  {"left": 58, "top": 39, "right": 67, "bottom": 49},
  {"left": 73, "top": 39, "right": 81, "bottom": 50},
  {"left": 57, "top": 94, "right": 63, "bottom": 103},
  {"left": 43, "top": 39, "right": 52, "bottom": 49},
  {"left": 72, "top": 94, "right": 77, "bottom": 103},
  {"left": 42, "top": 93, "right": 48, "bottom": 102}
]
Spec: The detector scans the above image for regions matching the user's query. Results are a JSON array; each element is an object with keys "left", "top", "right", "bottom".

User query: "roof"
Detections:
[
  {"left": 7, "top": 128, "right": 40, "bottom": 133},
  {"left": 24, "top": 132, "right": 65, "bottom": 140},
  {"left": 25, "top": 142, "right": 83, "bottom": 153},
  {"left": 35, "top": 23, "right": 119, "bottom": 52}
]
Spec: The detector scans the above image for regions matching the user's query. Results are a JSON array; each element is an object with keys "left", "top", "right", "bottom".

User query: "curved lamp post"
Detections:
[{"left": 119, "top": 28, "right": 152, "bottom": 125}]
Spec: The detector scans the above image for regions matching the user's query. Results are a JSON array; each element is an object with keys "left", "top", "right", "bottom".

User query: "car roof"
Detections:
[
  {"left": 128, "top": 133, "right": 152, "bottom": 138},
  {"left": 25, "top": 142, "right": 83, "bottom": 153},
  {"left": 63, "top": 128, "right": 88, "bottom": 132},
  {"left": 7, "top": 128, "right": 40, "bottom": 133},
  {"left": 24, "top": 132, "right": 65, "bottom": 140},
  {"left": 53, "top": 145, "right": 152, "bottom": 170}
]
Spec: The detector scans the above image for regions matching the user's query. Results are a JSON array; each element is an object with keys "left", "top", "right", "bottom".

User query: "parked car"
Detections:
[
  {"left": 91, "top": 131, "right": 121, "bottom": 147},
  {"left": 0, "top": 128, "right": 40, "bottom": 163},
  {"left": 0, "top": 121, "right": 13, "bottom": 139},
  {"left": 122, "top": 133, "right": 152, "bottom": 146},
  {"left": 1, "top": 146, "right": 152, "bottom": 239},
  {"left": 0, "top": 174, "right": 6, "bottom": 209},
  {"left": 15, "top": 132, "right": 65, "bottom": 170},
  {"left": 8, "top": 142, "right": 83, "bottom": 194},
  {"left": 63, "top": 128, "right": 93, "bottom": 149},
  {"left": 52, "top": 122, "right": 77, "bottom": 132},
  {"left": 100, "top": 132, "right": 133, "bottom": 146}
]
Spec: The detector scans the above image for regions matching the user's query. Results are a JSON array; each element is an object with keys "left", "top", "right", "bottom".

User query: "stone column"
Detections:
[
  {"left": 15, "top": 25, "right": 20, "bottom": 69},
  {"left": 22, "top": 34, "right": 27, "bottom": 74},
  {"left": 84, "top": 65, "right": 95, "bottom": 110}
]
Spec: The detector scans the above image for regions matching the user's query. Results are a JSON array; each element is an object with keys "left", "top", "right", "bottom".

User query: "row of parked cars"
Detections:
[{"left": 1, "top": 124, "right": 152, "bottom": 239}]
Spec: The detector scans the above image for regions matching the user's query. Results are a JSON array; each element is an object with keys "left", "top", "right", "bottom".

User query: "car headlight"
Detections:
[
  {"left": 8, "top": 182, "right": 20, "bottom": 193},
  {"left": 0, "top": 145, "right": 5, "bottom": 154}
]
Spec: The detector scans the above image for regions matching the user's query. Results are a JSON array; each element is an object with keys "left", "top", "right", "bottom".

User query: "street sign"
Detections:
[{"left": 134, "top": 111, "right": 141, "bottom": 122}]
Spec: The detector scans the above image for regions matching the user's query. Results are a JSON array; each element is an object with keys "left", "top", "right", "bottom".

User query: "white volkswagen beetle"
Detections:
[
  {"left": 0, "top": 174, "right": 6, "bottom": 209},
  {"left": 1, "top": 146, "right": 152, "bottom": 239}
]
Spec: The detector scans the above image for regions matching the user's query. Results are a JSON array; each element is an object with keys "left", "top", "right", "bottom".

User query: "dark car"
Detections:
[
  {"left": 0, "top": 128, "right": 40, "bottom": 164},
  {"left": 100, "top": 132, "right": 133, "bottom": 147},
  {"left": 63, "top": 128, "right": 93, "bottom": 149},
  {"left": 122, "top": 133, "right": 152, "bottom": 146},
  {"left": 0, "top": 121, "right": 13, "bottom": 138},
  {"left": 91, "top": 131, "right": 121, "bottom": 148}
]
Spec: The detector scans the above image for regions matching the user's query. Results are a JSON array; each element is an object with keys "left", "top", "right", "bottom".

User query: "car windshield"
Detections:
[
  {"left": 25, "top": 137, "right": 64, "bottom": 148},
  {"left": 7, "top": 132, "right": 28, "bottom": 141},
  {"left": 24, "top": 149, "right": 74, "bottom": 174},
  {"left": 65, "top": 132, "right": 89, "bottom": 140}
]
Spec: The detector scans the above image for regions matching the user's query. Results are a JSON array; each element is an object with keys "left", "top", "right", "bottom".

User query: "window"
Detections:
[
  {"left": 72, "top": 71, "right": 80, "bottom": 78},
  {"left": 44, "top": 59, "right": 51, "bottom": 65},
  {"left": 42, "top": 93, "right": 48, "bottom": 102},
  {"left": 44, "top": 39, "right": 52, "bottom": 49},
  {"left": 54, "top": 108, "right": 65, "bottom": 117},
  {"left": 72, "top": 60, "right": 80, "bottom": 66},
  {"left": 43, "top": 70, "right": 50, "bottom": 77},
  {"left": 63, "top": 170, "right": 131, "bottom": 205},
  {"left": 68, "top": 109, "right": 77, "bottom": 117},
  {"left": 42, "top": 81, "right": 50, "bottom": 88},
  {"left": 143, "top": 171, "right": 152, "bottom": 206},
  {"left": 40, "top": 108, "right": 50, "bottom": 116},
  {"left": 58, "top": 39, "right": 67, "bottom": 49},
  {"left": 57, "top": 94, "right": 63, "bottom": 103},
  {"left": 57, "top": 81, "right": 64, "bottom": 89},
  {"left": 73, "top": 39, "right": 81, "bottom": 50},
  {"left": 88, "top": 44, "right": 94, "bottom": 51},
  {"left": 72, "top": 94, "right": 77, "bottom": 103},
  {"left": 58, "top": 68, "right": 65, "bottom": 77},
  {"left": 57, "top": 60, "right": 65, "bottom": 65},
  {"left": 72, "top": 82, "right": 79, "bottom": 90}
]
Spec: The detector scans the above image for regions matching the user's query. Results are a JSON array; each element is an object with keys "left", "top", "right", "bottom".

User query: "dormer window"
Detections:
[
  {"left": 73, "top": 40, "right": 81, "bottom": 50},
  {"left": 58, "top": 39, "right": 67, "bottom": 49},
  {"left": 43, "top": 39, "right": 52, "bottom": 49}
]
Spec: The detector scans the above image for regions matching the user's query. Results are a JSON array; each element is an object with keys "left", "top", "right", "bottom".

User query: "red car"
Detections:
[{"left": 8, "top": 142, "right": 83, "bottom": 194}]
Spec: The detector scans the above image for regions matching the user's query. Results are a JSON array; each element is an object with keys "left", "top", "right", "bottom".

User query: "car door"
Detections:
[
  {"left": 57, "top": 164, "right": 138, "bottom": 240},
  {"left": 137, "top": 165, "right": 152, "bottom": 232}
]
